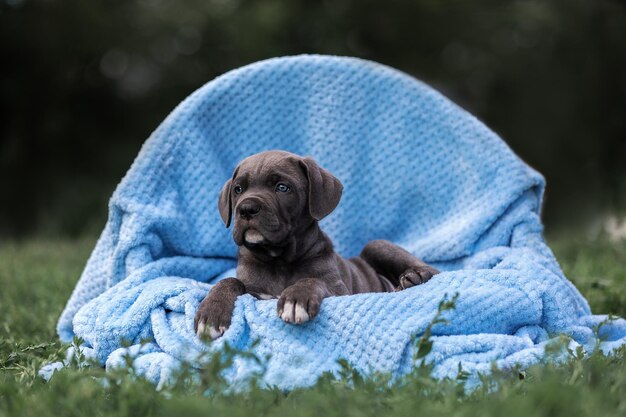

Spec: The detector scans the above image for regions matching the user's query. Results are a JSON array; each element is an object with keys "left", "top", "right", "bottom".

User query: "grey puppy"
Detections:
[{"left": 195, "top": 150, "right": 439, "bottom": 339}]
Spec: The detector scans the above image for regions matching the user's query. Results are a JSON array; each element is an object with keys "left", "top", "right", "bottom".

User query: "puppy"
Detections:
[{"left": 195, "top": 150, "right": 439, "bottom": 339}]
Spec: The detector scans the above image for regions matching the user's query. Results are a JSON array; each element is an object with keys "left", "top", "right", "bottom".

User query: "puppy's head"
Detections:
[{"left": 218, "top": 150, "right": 343, "bottom": 257}]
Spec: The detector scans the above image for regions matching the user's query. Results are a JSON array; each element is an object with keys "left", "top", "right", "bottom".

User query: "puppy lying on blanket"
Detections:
[{"left": 195, "top": 150, "right": 439, "bottom": 339}]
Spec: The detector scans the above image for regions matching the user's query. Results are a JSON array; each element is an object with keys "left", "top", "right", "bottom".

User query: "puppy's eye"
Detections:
[
  {"left": 233, "top": 185, "right": 243, "bottom": 194},
  {"left": 275, "top": 183, "right": 290, "bottom": 193}
]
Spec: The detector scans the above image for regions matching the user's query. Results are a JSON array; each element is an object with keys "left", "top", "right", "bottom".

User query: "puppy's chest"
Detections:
[{"left": 239, "top": 263, "right": 309, "bottom": 298}]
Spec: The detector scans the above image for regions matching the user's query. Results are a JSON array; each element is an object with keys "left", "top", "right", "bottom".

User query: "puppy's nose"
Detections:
[{"left": 238, "top": 201, "right": 261, "bottom": 219}]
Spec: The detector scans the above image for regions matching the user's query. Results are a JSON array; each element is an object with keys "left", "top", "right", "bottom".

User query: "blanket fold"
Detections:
[{"left": 47, "top": 54, "right": 626, "bottom": 389}]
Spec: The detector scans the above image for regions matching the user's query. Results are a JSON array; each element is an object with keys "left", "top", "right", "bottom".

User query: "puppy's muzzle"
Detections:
[{"left": 237, "top": 198, "right": 262, "bottom": 220}]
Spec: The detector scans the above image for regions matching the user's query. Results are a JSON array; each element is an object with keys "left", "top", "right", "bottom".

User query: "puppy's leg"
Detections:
[
  {"left": 277, "top": 278, "right": 340, "bottom": 324},
  {"left": 360, "top": 240, "right": 439, "bottom": 290},
  {"left": 194, "top": 277, "right": 245, "bottom": 340}
]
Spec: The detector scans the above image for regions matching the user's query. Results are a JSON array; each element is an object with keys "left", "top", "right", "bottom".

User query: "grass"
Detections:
[{"left": 0, "top": 235, "right": 625, "bottom": 417}]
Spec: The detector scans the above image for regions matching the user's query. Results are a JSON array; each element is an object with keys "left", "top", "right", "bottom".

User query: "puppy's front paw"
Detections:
[
  {"left": 277, "top": 287, "right": 322, "bottom": 324},
  {"left": 194, "top": 297, "right": 234, "bottom": 340},
  {"left": 398, "top": 265, "right": 439, "bottom": 290}
]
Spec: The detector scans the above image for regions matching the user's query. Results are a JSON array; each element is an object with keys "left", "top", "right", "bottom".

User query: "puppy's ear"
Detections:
[
  {"left": 299, "top": 157, "right": 343, "bottom": 220},
  {"left": 218, "top": 167, "right": 239, "bottom": 228}
]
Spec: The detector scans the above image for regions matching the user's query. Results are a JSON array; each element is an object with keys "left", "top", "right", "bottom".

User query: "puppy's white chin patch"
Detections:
[{"left": 244, "top": 229, "right": 265, "bottom": 245}]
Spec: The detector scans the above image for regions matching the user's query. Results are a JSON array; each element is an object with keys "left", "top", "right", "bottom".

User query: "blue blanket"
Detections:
[{"left": 45, "top": 55, "right": 626, "bottom": 389}]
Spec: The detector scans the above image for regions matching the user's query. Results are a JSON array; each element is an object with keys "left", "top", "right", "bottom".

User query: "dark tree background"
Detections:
[{"left": 1, "top": 0, "right": 625, "bottom": 237}]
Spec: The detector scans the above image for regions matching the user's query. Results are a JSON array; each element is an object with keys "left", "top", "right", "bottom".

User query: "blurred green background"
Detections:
[{"left": 1, "top": 0, "right": 625, "bottom": 237}]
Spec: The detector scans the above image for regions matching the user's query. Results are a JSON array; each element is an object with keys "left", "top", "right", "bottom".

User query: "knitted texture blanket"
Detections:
[{"left": 45, "top": 55, "right": 626, "bottom": 389}]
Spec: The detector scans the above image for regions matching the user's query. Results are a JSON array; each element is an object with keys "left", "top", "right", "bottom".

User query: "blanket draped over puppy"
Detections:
[{"left": 45, "top": 55, "right": 626, "bottom": 389}]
